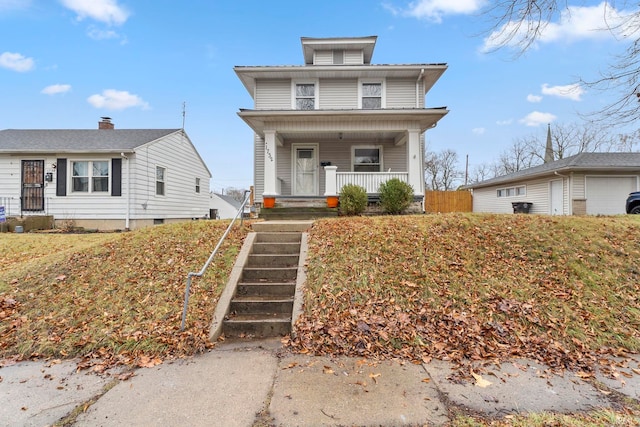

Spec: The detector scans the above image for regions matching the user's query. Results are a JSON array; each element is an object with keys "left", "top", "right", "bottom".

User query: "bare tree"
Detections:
[
  {"left": 483, "top": 1, "right": 640, "bottom": 125},
  {"left": 424, "top": 149, "right": 463, "bottom": 190},
  {"left": 223, "top": 187, "right": 248, "bottom": 202},
  {"left": 528, "top": 122, "right": 639, "bottom": 162},
  {"left": 495, "top": 136, "right": 538, "bottom": 175}
]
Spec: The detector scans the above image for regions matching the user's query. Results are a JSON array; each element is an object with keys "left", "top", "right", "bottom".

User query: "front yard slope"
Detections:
[
  {"left": 289, "top": 214, "right": 640, "bottom": 373},
  {"left": 0, "top": 221, "right": 249, "bottom": 369}
]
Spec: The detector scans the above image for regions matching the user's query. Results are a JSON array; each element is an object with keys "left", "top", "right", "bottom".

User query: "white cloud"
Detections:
[
  {"left": 60, "top": 0, "right": 130, "bottom": 25},
  {"left": 481, "top": 2, "right": 637, "bottom": 52},
  {"left": 519, "top": 111, "right": 557, "bottom": 127},
  {"left": 496, "top": 119, "right": 513, "bottom": 126},
  {"left": 541, "top": 83, "right": 584, "bottom": 101},
  {"left": 527, "top": 94, "right": 542, "bottom": 103},
  {"left": 397, "top": 0, "right": 487, "bottom": 23},
  {"left": 87, "top": 89, "right": 149, "bottom": 110},
  {"left": 0, "top": 52, "right": 34, "bottom": 72},
  {"left": 472, "top": 127, "right": 485, "bottom": 135},
  {"left": 42, "top": 84, "right": 71, "bottom": 95}
]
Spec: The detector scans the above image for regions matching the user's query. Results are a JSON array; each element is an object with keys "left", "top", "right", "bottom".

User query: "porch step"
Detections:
[
  {"left": 223, "top": 228, "right": 305, "bottom": 338},
  {"left": 260, "top": 207, "right": 338, "bottom": 221}
]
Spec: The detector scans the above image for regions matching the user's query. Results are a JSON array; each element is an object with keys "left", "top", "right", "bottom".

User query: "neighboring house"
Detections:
[
  {"left": 467, "top": 152, "right": 640, "bottom": 215},
  {"left": 234, "top": 36, "right": 448, "bottom": 208},
  {"left": 209, "top": 192, "right": 246, "bottom": 219},
  {"left": 0, "top": 118, "right": 212, "bottom": 230}
]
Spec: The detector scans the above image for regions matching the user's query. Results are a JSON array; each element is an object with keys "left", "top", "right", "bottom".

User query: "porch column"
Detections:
[
  {"left": 263, "top": 130, "right": 278, "bottom": 196},
  {"left": 407, "top": 129, "right": 423, "bottom": 196},
  {"left": 324, "top": 166, "right": 338, "bottom": 196}
]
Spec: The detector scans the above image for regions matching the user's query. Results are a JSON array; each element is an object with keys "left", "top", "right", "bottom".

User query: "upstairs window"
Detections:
[
  {"left": 156, "top": 166, "right": 166, "bottom": 196},
  {"left": 195, "top": 177, "right": 201, "bottom": 193},
  {"left": 361, "top": 82, "right": 382, "bottom": 109},
  {"left": 295, "top": 83, "right": 316, "bottom": 110},
  {"left": 71, "top": 160, "right": 109, "bottom": 193},
  {"left": 353, "top": 146, "right": 382, "bottom": 172}
]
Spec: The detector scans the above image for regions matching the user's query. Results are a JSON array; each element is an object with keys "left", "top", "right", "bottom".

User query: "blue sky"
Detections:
[{"left": 1, "top": 0, "right": 636, "bottom": 192}]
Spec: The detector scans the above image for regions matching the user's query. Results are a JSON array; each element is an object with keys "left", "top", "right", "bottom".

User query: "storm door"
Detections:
[
  {"left": 293, "top": 145, "right": 318, "bottom": 196},
  {"left": 22, "top": 160, "right": 45, "bottom": 211}
]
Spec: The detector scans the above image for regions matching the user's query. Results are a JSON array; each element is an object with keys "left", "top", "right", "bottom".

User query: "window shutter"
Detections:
[
  {"left": 56, "top": 158, "right": 67, "bottom": 196},
  {"left": 111, "top": 158, "right": 122, "bottom": 196}
]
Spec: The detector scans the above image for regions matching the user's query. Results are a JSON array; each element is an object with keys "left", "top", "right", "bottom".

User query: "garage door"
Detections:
[{"left": 586, "top": 176, "right": 637, "bottom": 215}]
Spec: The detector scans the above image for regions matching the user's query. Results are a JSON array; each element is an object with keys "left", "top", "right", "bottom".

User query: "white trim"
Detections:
[
  {"left": 291, "top": 143, "right": 319, "bottom": 195},
  {"left": 549, "top": 179, "right": 563, "bottom": 215},
  {"left": 496, "top": 185, "right": 526, "bottom": 198},
  {"left": 351, "top": 145, "right": 383, "bottom": 172},
  {"left": 357, "top": 78, "right": 386, "bottom": 109},
  {"left": 291, "top": 79, "right": 319, "bottom": 110},
  {"left": 69, "top": 159, "right": 111, "bottom": 195},
  {"left": 155, "top": 165, "right": 166, "bottom": 197}
]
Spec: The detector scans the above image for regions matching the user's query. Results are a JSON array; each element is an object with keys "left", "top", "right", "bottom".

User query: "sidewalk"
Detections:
[{"left": 1, "top": 339, "right": 638, "bottom": 426}]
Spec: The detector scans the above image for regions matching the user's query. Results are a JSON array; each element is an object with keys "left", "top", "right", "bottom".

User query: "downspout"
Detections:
[
  {"left": 416, "top": 68, "right": 425, "bottom": 108},
  {"left": 121, "top": 153, "right": 130, "bottom": 230},
  {"left": 554, "top": 171, "right": 572, "bottom": 215}
]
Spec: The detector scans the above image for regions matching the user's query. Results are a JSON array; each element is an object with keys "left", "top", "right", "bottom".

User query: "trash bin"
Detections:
[{"left": 512, "top": 202, "right": 532, "bottom": 214}]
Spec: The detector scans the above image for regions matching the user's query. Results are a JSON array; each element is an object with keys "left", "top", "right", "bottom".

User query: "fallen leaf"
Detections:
[
  {"left": 421, "top": 377, "right": 431, "bottom": 383},
  {"left": 323, "top": 366, "right": 334, "bottom": 375},
  {"left": 369, "top": 373, "right": 381, "bottom": 384},
  {"left": 471, "top": 372, "right": 492, "bottom": 388}
]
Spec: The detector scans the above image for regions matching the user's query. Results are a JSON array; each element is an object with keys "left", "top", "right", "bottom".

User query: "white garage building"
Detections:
[{"left": 467, "top": 153, "right": 640, "bottom": 216}]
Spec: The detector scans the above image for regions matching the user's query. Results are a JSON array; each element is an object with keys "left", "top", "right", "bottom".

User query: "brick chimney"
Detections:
[{"left": 98, "top": 117, "right": 114, "bottom": 129}]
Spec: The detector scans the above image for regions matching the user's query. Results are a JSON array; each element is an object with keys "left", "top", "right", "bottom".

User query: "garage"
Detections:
[{"left": 585, "top": 176, "right": 637, "bottom": 215}]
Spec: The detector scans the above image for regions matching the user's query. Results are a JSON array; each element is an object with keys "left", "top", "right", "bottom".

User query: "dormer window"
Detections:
[
  {"left": 333, "top": 50, "right": 344, "bottom": 65},
  {"left": 293, "top": 81, "right": 317, "bottom": 110}
]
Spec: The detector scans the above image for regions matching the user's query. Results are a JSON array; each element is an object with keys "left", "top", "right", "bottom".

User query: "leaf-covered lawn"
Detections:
[
  {"left": 289, "top": 214, "right": 640, "bottom": 375},
  {"left": 0, "top": 220, "right": 249, "bottom": 370},
  {"left": 2, "top": 213, "right": 640, "bottom": 381}
]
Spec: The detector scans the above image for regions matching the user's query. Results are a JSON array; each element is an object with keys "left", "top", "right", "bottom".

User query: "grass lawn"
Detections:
[
  {"left": 0, "top": 220, "right": 250, "bottom": 369},
  {"left": 1, "top": 213, "right": 639, "bottom": 425},
  {"left": 291, "top": 214, "right": 640, "bottom": 372}
]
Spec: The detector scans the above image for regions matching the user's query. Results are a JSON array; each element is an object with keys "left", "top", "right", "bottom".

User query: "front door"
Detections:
[
  {"left": 293, "top": 145, "right": 318, "bottom": 195},
  {"left": 22, "top": 160, "right": 45, "bottom": 211}
]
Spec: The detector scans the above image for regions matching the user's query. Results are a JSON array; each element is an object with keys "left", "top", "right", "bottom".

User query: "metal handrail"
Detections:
[{"left": 180, "top": 191, "right": 251, "bottom": 330}]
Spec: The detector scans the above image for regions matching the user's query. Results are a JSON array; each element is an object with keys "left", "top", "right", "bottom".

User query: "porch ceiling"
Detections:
[{"left": 237, "top": 108, "right": 448, "bottom": 141}]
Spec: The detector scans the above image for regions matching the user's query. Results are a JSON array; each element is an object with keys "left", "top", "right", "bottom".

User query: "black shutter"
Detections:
[
  {"left": 111, "top": 158, "right": 122, "bottom": 196},
  {"left": 56, "top": 158, "right": 67, "bottom": 196}
]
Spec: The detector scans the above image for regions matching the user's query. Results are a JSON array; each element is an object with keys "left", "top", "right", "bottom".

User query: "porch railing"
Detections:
[{"left": 334, "top": 171, "right": 409, "bottom": 194}]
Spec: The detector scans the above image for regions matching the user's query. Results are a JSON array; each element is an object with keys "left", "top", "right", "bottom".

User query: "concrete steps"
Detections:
[
  {"left": 222, "top": 222, "right": 307, "bottom": 338},
  {"left": 260, "top": 207, "right": 338, "bottom": 221}
]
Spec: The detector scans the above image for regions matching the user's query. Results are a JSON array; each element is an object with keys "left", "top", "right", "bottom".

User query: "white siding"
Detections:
[
  {"left": 387, "top": 78, "right": 418, "bottom": 108},
  {"left": 319, "top": 79, "right": 358, "bottom": 109},
  {"left": 128, "top": 132, "right": 210, "bottom": 220},
  {"left": 473, "top": 177, "right": 551, "bottom": 214},
  {"left": 255, "top": 80, "right": 291, "bottom": 109},
  {"left": 344, "top": 50, "right": 363, "bottom": 65},
  {"left": 314, "top": 50, "right": 333, "bottom": 65}
]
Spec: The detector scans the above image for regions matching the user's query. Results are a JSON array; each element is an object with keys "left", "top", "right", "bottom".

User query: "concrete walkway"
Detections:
[{"left": 1, "top": 340, "right": 639, "bottom": 426}]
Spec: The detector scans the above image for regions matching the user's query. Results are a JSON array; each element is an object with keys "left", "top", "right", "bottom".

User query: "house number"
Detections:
[{"left": 265, "top": 141, "right": 273, "bottom": 162}]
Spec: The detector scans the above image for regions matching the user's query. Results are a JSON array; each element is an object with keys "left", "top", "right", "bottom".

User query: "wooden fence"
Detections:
[{"left": 424, "top": 190, "right": 473, "bottom": 213}]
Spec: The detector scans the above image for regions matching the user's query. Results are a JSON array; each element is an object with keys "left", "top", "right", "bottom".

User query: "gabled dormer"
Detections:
[{"left": 301, "top": 36, "right": 377, "bottom": 65}]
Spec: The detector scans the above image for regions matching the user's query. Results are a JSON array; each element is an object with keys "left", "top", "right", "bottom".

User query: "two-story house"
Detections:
[{"left": 235, "top": 36, "right": 448, "bottom": 210}]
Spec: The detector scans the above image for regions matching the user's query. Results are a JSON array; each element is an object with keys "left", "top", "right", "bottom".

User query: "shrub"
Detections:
[
  {"left": 378, "top": 178, "right": 414, "bottom": 214},
  {"left": 339, "top": 184, "right": 368, "bottom": 216}
]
